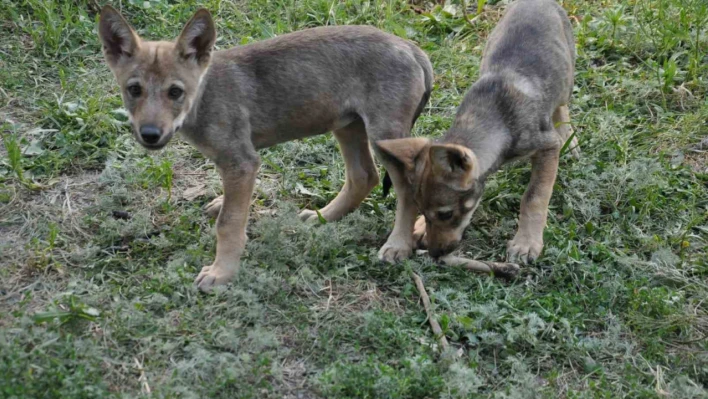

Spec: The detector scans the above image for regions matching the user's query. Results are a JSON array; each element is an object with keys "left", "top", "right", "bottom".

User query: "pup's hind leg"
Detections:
[
  {"left": 554, "top": 105, "right": 580, "bottom": 159},
  {"left": 507, "top": 147, "right": 559, "bottom": 264},
  {"left": 299, "top": 120, "right": 379, "bottom": 223}
]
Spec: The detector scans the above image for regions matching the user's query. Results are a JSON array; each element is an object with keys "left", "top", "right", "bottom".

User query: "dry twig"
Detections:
[
  {"left": 415, "top": 250, "right": 521, "bottom": 279},
  {"left": 134, "top": 357, "right": 151, "bottom": 395},
  {"left": 461, "top": 0, "right": 476, "bottom": 28},
  {"left": 412, "top": 272, "right": 449, "bottom": 352},
  {"left": 440, "top": 255, "right": 520, "bottom": 279}
]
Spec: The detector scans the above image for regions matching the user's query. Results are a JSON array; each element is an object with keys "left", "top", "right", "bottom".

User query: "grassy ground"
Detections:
[{"left": 1, "top": 0, "right": 707, "bottom": 397}]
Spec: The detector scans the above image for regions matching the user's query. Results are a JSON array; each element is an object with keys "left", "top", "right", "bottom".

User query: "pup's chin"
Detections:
[
  {"left": 135, "top": 131, "right": 174, "bottom": 151},
  {"left": 140, "top": 141, "right": 169, "bottom": 151}
]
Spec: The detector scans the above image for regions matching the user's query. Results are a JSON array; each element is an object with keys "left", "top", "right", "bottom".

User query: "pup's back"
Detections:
[
  {"left": 480, "top": 0, "right": 575, "bottom": 106},
  {"left": 198, "top": 25, "right": 433, "bottom": 149}
]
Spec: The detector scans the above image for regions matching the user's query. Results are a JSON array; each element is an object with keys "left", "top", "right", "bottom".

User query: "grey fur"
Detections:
[
  {"left": 182, "top": 25, "right": 433, "bottom": 160},
  {"left": 98, "top": 5, "right": 433, "bottom": 291},
  {"left": 443, "top": 0, "right": 575, "bottom": 176},
  {"left": 383, "top": 0, "right": 577, "bottom": 262}
]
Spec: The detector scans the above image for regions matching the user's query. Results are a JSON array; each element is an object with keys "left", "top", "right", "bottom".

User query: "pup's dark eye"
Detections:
[
  {"left": 437, "top": 210, "right": 453, "bottom": 221},
  {"left": 168, "top": 86, "right": 184, "bottom": 100},
  {"left": 127, "top": 84, "right": 142, "bottom": 98}
]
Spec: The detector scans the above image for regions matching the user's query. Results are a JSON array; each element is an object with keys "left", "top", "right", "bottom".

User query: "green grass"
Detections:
[{"left": 1, "top": 0, "right": 707, "bottom": 397}]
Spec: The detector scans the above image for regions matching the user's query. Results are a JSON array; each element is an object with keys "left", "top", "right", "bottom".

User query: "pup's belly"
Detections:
[{"left": 251, "top": 113, "right": 359, "bottom": 149}]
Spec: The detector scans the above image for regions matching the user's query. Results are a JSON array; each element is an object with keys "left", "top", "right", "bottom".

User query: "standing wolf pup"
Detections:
[
  {"left": 378, "top": 0, "right": 577, "bottom": 263},
  {"left": 98, "top": 6, "right": 433, "bottom": 291}
]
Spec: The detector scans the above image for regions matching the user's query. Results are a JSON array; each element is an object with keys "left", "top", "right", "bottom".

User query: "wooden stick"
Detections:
[
  {"left": 440, "top": 255, "right": 520, "bottom": 279},
  {"left": 412, "top": 272, "right": 449, "bottom": 352},
  {"left": 460, "top": 0, "right": 477, "bottom": 28}
]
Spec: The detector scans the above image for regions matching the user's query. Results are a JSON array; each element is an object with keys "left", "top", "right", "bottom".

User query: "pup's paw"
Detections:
[
  {"left": 298, "top": 209, "right": 321, "bottom": 223},
  {"left": 194, "top": 263, "right": 237, "bottom": 293},
  {"left": 506, "top": 235, "right": 543, "bottom": 264},
  {"left": 412, "top": 216, "right": 427, "bottom": 249},
  {"left": 378, "top": 239, "right": 413, "bottom": 264},
  {"left": 204, "top": 196, "right": 223, "bottom": 219},
  {"left": 569, "top": 143, "right": 581, "bottom": 160}
]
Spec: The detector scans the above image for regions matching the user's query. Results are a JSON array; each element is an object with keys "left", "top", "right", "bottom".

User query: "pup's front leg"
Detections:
[
  {"left": 507, "top": 147, "right": 559, "bottom": 264},
  {"left": 376, "top": 162, "right": 417, "bottom": 263},
  {"left": 196, "top": 153, "right": 260, "bottom": 292}
]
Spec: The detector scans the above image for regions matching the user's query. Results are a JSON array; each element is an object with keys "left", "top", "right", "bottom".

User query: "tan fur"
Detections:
[
  {"left": 299, "top": 120, "right": 379, "bottom": 222},
  {"left": 554, "top": 105, "right": 580, "bottom": 159},
  {"left": 389, "top": 106, "right": 571, "bottom": 261},
  {"left": 413, "top": 214, "right": 427, "bottom": 247},
  {"left": 376, "top": 138, "right": 430, "bottom": 172},
  {"left": 386, "top": 102, "right": 571, "bottom": 261},
  {"left": 506, "top": 146, "right": 559, "bottom": 263},
  {"left": 378, "top": 0, "right": 576, "bottom": 262},
  {"left": 379, "top": 138, "right": 482, "bottom": 257},
  {"left": 99, "top": 8, "right": 214, "bottom": 150},
  {"left": 507, "top": 105, "right": 569, "bottom": 262},
  {"left": 98, "top": 6, "right": 434, "bottom": 291},
  {"left": 196, "top": 161, "right": 259, "bottom": 288},
  {"left": 429, "top": 144, "right": 476, "bottom": 190},
  {"left": 377, "top": 162, "right": 419, "bottom": 262}
]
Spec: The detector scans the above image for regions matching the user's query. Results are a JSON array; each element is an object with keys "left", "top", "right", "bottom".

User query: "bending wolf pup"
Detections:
[
  {"left": 378, "top": 0, "right": 577, "bottom": 263},
  {"left": 98, "top": 6, "right": 433, "bottom": 291}
]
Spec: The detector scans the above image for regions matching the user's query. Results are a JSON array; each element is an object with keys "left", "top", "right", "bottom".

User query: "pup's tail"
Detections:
[
  {"left": 382, "top": 172, "right": 393, "bottom": 197},
  {"left": 411, "top": 48, "right": 434, "bottom": 128},
  {"left": 382, "top": 47, "right": 433, "bottom": 198}
]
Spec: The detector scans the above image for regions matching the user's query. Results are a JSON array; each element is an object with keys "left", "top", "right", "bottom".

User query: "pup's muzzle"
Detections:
[{"left": 139, "top": 124, "right": 161, "bottom": 145}]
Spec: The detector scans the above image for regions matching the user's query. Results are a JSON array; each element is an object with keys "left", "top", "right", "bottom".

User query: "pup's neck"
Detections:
[
  {"left": 182, "top": 66, "right": 211, "bottom": 131},
  {"left": 441, "top": 72, "right": 535, "bottom": 179},
  {"left": 442, "top": 127, "right": 507, "bottom": 181}
]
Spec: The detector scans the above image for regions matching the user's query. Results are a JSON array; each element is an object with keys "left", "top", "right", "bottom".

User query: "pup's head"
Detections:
[
  {"left": 378, "top": 138, "right": 484, "bottom": 258},
  {"left": 98, "top": 6, "right": 216, "bottom": 150}
]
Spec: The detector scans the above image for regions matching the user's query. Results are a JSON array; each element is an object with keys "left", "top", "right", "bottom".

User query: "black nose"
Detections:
[
  {"left": 140, "top": 125, "right": 161, "bottom": 144},
  {"left": 429, "top": 248, "right": 446, "bottom": 259},
  {"left": 429, "top": 243, "right": 458, "bottom": 259}
]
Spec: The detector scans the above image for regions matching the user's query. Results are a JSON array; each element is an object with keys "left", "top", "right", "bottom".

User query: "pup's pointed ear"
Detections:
[
  {"left": 98, "top": 5, "right": 140, "bottom": 69},
  {"left": 176, "top": 9, "right": 216, "bottom": 67},
  {"left": 377, "top": 138, "right": 431, "bottom": 171},
  {"left": 429, "top": 144, "right": 476, "bottom": 190}
]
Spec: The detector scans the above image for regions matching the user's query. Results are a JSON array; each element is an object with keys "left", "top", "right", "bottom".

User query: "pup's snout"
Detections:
[
  {"left": 140, "top": 125, "right": 161, "bottom": 144},
  {"left": 429, "top": 242, "right": 459, "bottom": 259}
]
